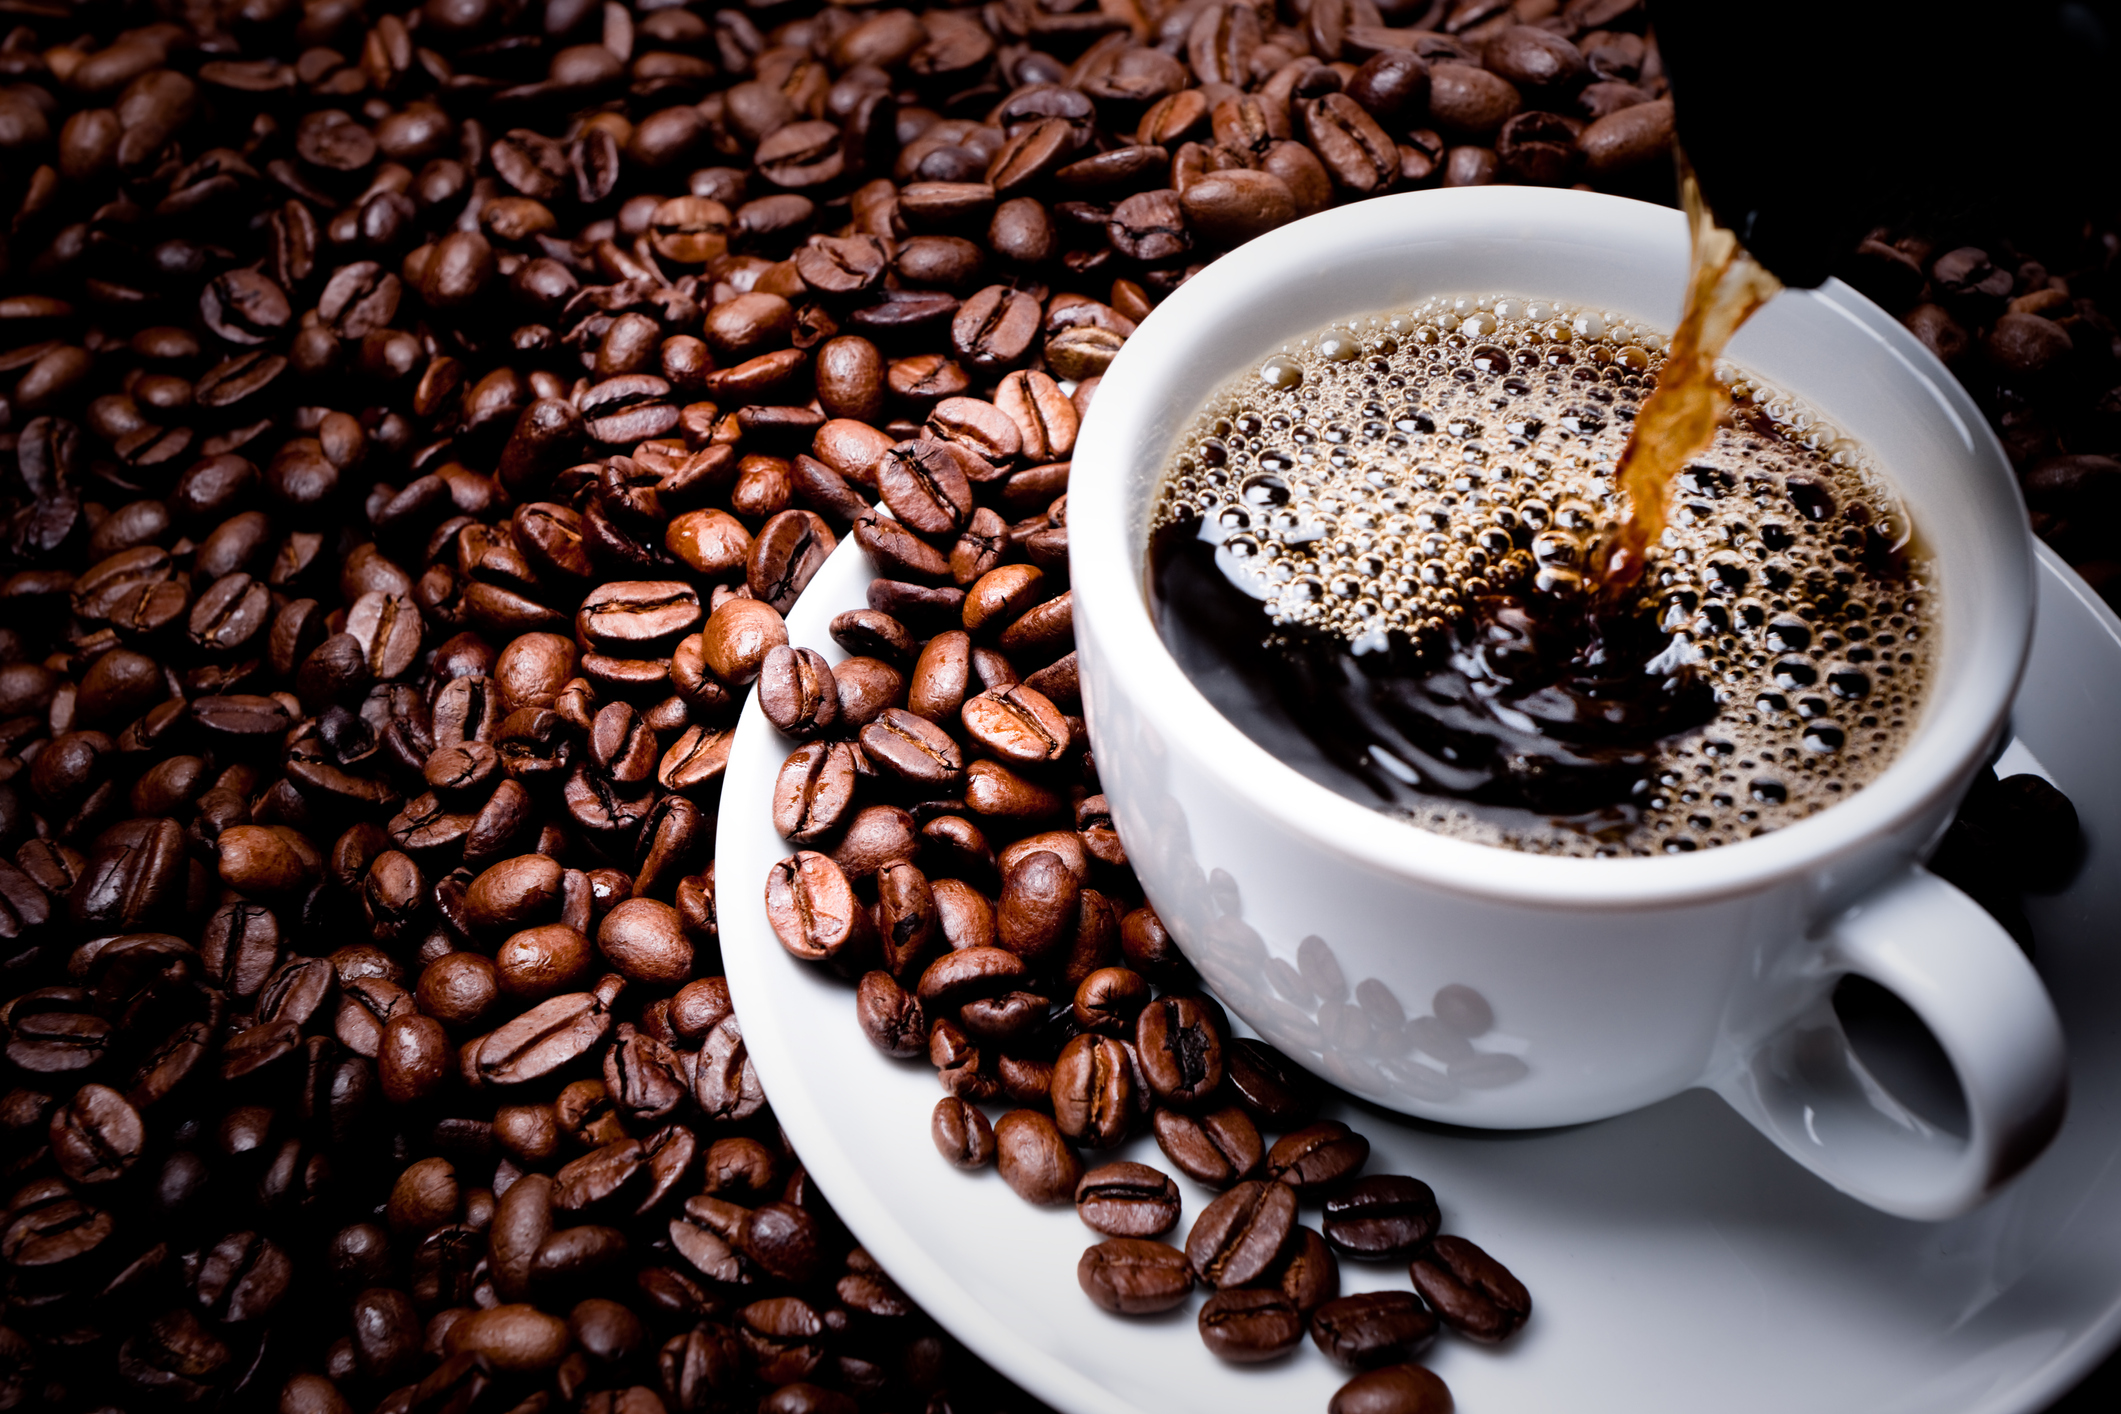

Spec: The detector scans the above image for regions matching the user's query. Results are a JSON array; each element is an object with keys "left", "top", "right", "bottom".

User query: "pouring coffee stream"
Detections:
[{"left": 1592, "top": 167, "right": 1784, "bottom": 602}]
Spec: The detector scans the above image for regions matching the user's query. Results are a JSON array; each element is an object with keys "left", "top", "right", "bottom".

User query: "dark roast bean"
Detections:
[
  {"left": 993, "top": 1108, "right": 1083, "bottom": 1205},
  {"left": 1323, "top": 1175, "right": 1440, "bottom": 1259},
  {"left": 931, "top": 1095, "right": 995, "bottom": 1169},
  {"left": 756, "top": 646, "right": 841, "bottom": 739},
  {"left": 1329, "top": 1364, "right": 1456, "bottom": 1414},
  {"left": 1268, "top": 1121, "right": 1371, "bottom": 1194},
  {"left": 773, "top": 742, "right": 861, "bottom": 843},
  {"left": 477, "top": 992, "right": 612, "bottom": 1087},
  {"left": 997, "top": 850, "right": 1079, "bottom": 966},
  {"left": 764, "top": 852, "right": 868, "bottom": 963},
  {"left": 1199, "top": 1287, "right": 1305, "bottom": 1363},
  {"left": 1408, "top": 1234, "right": 1531, "bottom": 1341},
  {"left": 1078, "top": 1238, "right": 1193, "bottom": 1314},
  {"left": 1153, "top": 1105, "right": 1264, "bottom": 1189},
  {"left": 1280, "top": 1226, "right": 1343, "bottom": 1315},
  {"left": 1050, "top": 1034, "right": 1136, "bottom": 1149},
  {"left": 856, "top": 971, "right": 926, "bottom": 1058},
  {"left": 1075, "top": 1162, "right": 1181, "bottom": 1237},
  {"left": 49, "top": 1083, "right": 145, "bottom": 1184},
  {"left": 1185, "top": 1179, "right": 1298, "bottom": 1288},
  {"left": 857, "top": 708, "right": 965, "bottom": 790},
  {"left": 1310, "top": 1291, "right": 1440, "bottom": 1369},
  {"left": 1135, "top": 995, "right": 1224, "bottom": 1107},
  {"left": 744, "top": 509, "right": 833, "bottom": 613}
]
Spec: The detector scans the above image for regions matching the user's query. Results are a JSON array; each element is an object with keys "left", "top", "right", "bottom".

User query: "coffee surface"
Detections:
[{"left": 1150, "top": 296, "right": 1935, "bottom": 856}]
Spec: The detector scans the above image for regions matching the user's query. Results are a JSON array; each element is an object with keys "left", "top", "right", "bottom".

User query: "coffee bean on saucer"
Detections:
[
  {"left": 1323, "top": 1175, "right": 1441, "bottom": 1259},
  {"left": 1309, "top": 1292, "right": 1440, "bottom": 1369},
  {"left": 1078, "top": 1238, "right": 1194, "bottom": 1314},
  {"left": 1198, "top": 1287, "right": 1306, "bottom": 1363},
  {"left": 1268, "top": 1121, "right": 1371, "bottom": 1194},
  {"left": 932, "top": 1096, "right": 998, "bottom": 1172},
  {"left": 1075, "top": 1162, "right": 1183, "bottom": 1238},
  {"left": 1410, "top": 1234, "right": 1533, "bottom": 1342},
  {"left": 1328, "top": 1364, "right": 1457, "bottom": 1414},
  {"left": 1186, "top": 1179, "right": 1298, "bottom": 1288},
  {"left": 1278, "top": 1227, "right": 1344, "bottom": 1315},
  {"left": 1153, "top": 1105, "right": 1265, "bottom": 1190},
  {"left": 995, "top": 1109, "right": 1084, "bottom": 1205}
]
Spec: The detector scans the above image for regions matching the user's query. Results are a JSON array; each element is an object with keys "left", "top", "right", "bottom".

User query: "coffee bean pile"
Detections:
[
  {"left": 762, "top": 429, "right": 1530, "bottom": 1406},
  {"left": 0, "top": 0, "right": 1686, "bottom": 1405},
  {"left": 1839, "top": 232, "right": 2121, "bottom": 613},
  {"left": 0, "top": 0, "right": 2104, "bottom": 1408}
]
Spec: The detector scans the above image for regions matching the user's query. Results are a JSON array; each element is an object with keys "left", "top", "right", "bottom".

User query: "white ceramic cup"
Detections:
[{"left": 1069, "top": 186, "right": 2066, "bottom": 1221}]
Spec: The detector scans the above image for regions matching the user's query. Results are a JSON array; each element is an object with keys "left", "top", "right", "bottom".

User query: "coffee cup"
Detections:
[{"left": 1069, "top": 186, "right": 2063, "bottom": 1221}]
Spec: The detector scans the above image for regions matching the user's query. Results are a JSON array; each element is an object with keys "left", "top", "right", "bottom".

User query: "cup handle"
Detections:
[{"left": 1709, "top": 865, "right": 2067, "bottom": 1220}]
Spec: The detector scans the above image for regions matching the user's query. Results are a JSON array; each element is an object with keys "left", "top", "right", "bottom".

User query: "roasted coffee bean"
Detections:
[
  {"left": 907, "top": 630, "right": 971, "bottom": 722},
  {"left": 1135, "top": 995, "right": 1224, "bottom": 1107},
  {"left": 1075, "top": 1162, "right": 1181, "bottom": 1238},
  {"left": 750, "top": 510, "right": 836, "bottom": 613},
  {"left": 48, "top": 1083, "right": 145, "bottom": 1184},
  {"left": 831, "top": 803, "right": 920, "bottom": 882},
  {"left": 700, "top": 598, "right": 789, "bottom": 686},
  {"left": 765, "top": 852, "right": 868, "bottom": 963},
  {"left": 962, "top": 685, "right": 1070, "bottom": 764},
  {"left": 931, "top": 1095, "right": 995, "bottom": 1169},
  {"left": 1323, "top": 1175, "right": 1440, "bottom": 1259},
  {"left": 1277, "top": 1225, "right": 1344, "bottom": 1317},
  {"left": 379, "top": 1012, "right": 451, "bottom": 1102},
  {"left": 815, "top": 336, "right": 887, "bottom": 422},
  {"left": 993, "top": 1108, "right": 1083, "bottom": 1205},
  {"left": 1072, "top": 966, "right": 1151, "bottom": 1036},
  {"left": 1408, "top": 1234, "right": 1531, "bottom": 1341},
  {"left": 1078, "top": 1238, "right": 1193, "bottom": 1314},
  {"left": 857, "top": 971, "right": 927, "bottom": 1058},
  {"left": 952, "top": 286, "right": 1040, "bottom": 370},
  {"left": 773, "top": 742, "right": 861, "bottom": 843},
  {"left": 874, "top": 859, "right": 940, "bottom": 979},
  {"left": 757, "top": 646, "right": 841, "bottom": 740},
  {"left": 1329, "top": 1364, "right": 1456, "bottom": 1414},
  {"left": 598, "top": 899, "right": 694, "bottom": 987},
  {"left": 695, "top": 1015, "right": 767, "bottom": 1124},
  {"left": 1153, "top": 1104, "right": 1264, "bottom": 1190},
  {"left": 1185, "top": 1179, "right": 1298, "bottom": 1288},
  {"left": 1310, "top": 1291, "right": 1440, "bottom": 1370},
  {"left": 1050, "top": 1034, "right": 1137, "bottom": 1149},
  {"left": 1268, "top": 1121, "right": 1371, "bottom": 1194},
  {"left": 478, "top": 992, "right": 613, "bottom": 1087},
  {"left": 997, "top": 849, "right": 1079, "bottom": 966},
  {"left": 496, "top": 924, "right": 595, "bottom": 1000},
  {"left": 878, "top": 440, "right": 975, "bottom": 536},
  {"left": 1198, "top": 1287, "right": 1305, "bottom": 1363},
  {"left": 858, "top": 709, "right": 965, "bottom": 790}
]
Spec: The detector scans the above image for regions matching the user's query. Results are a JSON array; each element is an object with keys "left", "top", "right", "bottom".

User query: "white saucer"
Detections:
[{"left": 717, "top": 537, "right": 2121, "bottom": 1414}]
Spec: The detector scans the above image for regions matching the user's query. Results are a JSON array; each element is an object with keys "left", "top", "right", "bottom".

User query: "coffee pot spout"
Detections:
[{"left": 1649, "top": 0, "right": 2119, "bottom": 289}]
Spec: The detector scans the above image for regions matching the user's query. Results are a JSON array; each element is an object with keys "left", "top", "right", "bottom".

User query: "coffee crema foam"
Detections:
[{"left": 1148, "top": 294, "right": 1936, "bottom": 857}]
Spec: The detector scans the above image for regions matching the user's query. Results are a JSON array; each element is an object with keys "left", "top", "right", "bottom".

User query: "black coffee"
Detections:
[{"left": 1149, "top": 296, "right": 1935, "bottom": 857}]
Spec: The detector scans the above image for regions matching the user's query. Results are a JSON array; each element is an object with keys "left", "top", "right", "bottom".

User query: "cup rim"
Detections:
[{"left": 1068, "top": 187, "right": 2035, "bottom": 910}]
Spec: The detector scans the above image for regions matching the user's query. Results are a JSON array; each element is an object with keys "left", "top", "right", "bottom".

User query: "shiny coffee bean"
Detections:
[
  {"left": 1408, "top": 1234, "right": 1532, "bottom": 1342},
  {"left": 1323, "top": 1175, "right": 1440, "bottom": 1260},
  {"left": 1310, "top": 1291, "right": 1440, "bottom": 1370},
  {"left": 1074, "top": 1162, "right": 1182, "bottom": 1238},
  {"left": 1077, "top": 1238, "right": 1194, "bottom": 1315}
]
